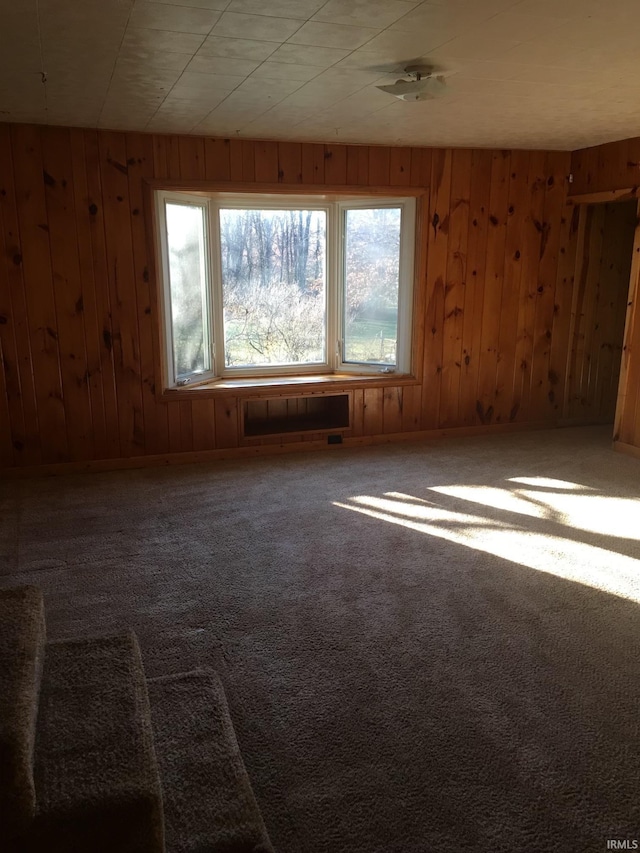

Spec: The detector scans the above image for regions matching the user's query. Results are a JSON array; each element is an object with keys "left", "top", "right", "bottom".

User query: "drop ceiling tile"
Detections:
[
  {"left": 266, "top": 43, "right": 350, "bottom": 67},
  {"left": 111, "top": 63, "right": 182, "bottom": 88},
  {"left": 0, "top": 44, "right": 42, "bottom": 74},
  {"left": 203, "top": 98, "right": 269, "bottom": 117},
  {"left": 445, "top": 59, "right": 528, "bottom": 81},
  {"left": 251, "top": 62, "right": 322, "bottom": 82},
  {"left": 311, "top": 0, "right": 419, "bottom": 29},
  {"left": 146, "top": 116, "right": 199, "bottom": 131},
  {"left": 160, "top": 90, "right": 229, "bottom": 108},
  {"left": 196, "top": 36, "right": 280, "bottom": 60},
  {"left": 502, "top": 35, "right": 593, "bottom": 68},
  {"left": 153, "top": 100, "right": 216, "bottom": 117},
  {"left": 507, "top": 63, "right": 614, "bottom": 88},
  {"left": 233, "top": 75, "right": 306, "bottom": 99},
  {"left": 355, "top": 28, "right": 453, "bottom": 62},
  {"left": 278, "top": 83, "right": 347, "bottom": 111},
  {"left": 389, "top": 2, "right": 471, "bottom": 32},
  {"left": 470, "top": 10, "right": 569, "bottom": 43},
  {"left": 287, "top": 21, "right": 379, "bottom": 50},
  {"left": 254, "top": 103, "right": 317, "bottom": 122},
  {"left": 129, "top": 2, "right": 221, "bottom": 34},
  {"left": 171, "top": 71, "right": 244, "bottom": 92},
  {"left": 115, "top": 50, "right": 194, "bottom": 72},
  {"left": 122, "top": 27, "right": 206, "bottom": 53},
  {"left": 331, "top": 51, "right": 399, "bottom": 71},
  {"left": 513, "top": 0, "right": 607, "bottom": 17},
  {"left": 212, "top": 12, "right": 302, "bottom": 42},
  {"left": 143, "top": 0, "right": 230, "bottom": 9},
  {"left": 227, "top": 0, "right": 324, "bottom": 19},
  {"left": 186, "top": 55, "right": 260, "bottom": 76},
  {"left": 328, "top": 85, "right": 394, "bottom": 114},
  {"left": 427, "top": 33, "right": 521, "bottom": 60}
]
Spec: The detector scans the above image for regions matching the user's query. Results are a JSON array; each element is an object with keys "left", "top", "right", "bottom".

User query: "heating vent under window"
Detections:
[{"left": 243, "top": 394, "right": 350, "bottom": 438}]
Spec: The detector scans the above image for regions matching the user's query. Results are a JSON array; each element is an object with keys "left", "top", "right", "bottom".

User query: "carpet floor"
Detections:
[{"left": 2, "top": 425, "right": 640, "bottom": 852}]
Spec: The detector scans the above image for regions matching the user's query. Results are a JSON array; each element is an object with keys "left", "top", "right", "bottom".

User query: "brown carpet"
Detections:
[
  {"left": 2, "top": 425, "right": 640, "bottom": 852},
  {"left": 148, "top": 670, "right": 274, "bottom": 853},
  {"left": 0, "top": 586, "right": 45, "bottom": 837},
  {"left": 31, "top": 631, "right": 164, "bottom": 853}
]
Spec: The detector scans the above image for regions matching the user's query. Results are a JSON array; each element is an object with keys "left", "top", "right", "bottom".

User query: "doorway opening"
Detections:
[{"left": 564, "top": 199, "right": 637, "bottom": 428}]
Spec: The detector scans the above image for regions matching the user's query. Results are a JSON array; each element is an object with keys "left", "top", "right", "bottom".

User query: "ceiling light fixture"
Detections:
[{"left": 376, "top": 65, "right": 447, "bottom": 102}]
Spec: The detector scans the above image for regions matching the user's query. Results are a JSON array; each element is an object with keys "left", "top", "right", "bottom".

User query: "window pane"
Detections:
[
  {"left": 219, "top": 209, "right": 326, "bottom": 368},
  {"left": 165, "top": 202, "right": 210, "bottom": 378},
  {"left": 343, "top": 207, "right": 401, "bottom": 366}
]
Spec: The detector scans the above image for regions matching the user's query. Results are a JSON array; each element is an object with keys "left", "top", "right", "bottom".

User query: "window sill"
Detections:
[{"left": 158, "top": 372, "right": 419, "bottom": 401}]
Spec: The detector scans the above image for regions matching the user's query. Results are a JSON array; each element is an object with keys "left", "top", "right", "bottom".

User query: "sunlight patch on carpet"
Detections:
[{"left": 334, "top": 491, "right": 640, "bottom": 602}]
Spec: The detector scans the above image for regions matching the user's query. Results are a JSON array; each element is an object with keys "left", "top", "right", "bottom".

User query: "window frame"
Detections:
[{"left": 153, "top": 187, "right": 419, "bottom": 391}]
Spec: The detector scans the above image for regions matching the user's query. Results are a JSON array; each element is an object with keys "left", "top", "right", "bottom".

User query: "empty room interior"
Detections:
[{"left": 2, "top": 0, "right": 640, "bottom": 851}]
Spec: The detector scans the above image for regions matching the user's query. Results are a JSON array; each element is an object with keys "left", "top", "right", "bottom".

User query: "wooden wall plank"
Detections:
[
  {"left": 422, "top": 149, "right": 451, "bottom": 429},
  {"left": 389, "top": 147, "right": 412, "bottom": 187},
  {"left": 458, "top": 149, "right": 491, "bottom": 426},
  {"left": 566, "top": 205, "right": 603, "bottom": 420},
  {"left": 550, "top": 204, "right": 580, "bottom": 419},
  {"left": 204, "top": 137, "right": 229, "bottom": 181},
  {"left": 527, "top": 152, "right": 564, "bottom": 420},
  {"left": 179, "top": 136, "right": 206, "bottom": 180},
  {"left": 351, "top": 388, "right": 364, "bottom": 436},
  {"left": 0, "top": 125, "right": 40, "bottom": 464},
  {"left": 510, "top": 150, "right": 544, "bottom": 422},
  {"left": 11, "top": 124, "right": 68, "bottom": 462},
  {"left": 494, "top": 149, "right": 528, "bottom": 423},
  {"left": 278, "top": 142, "right": 302, "bottom": 184},
  {"left": 84, "top": 129, "right": 121, "bottom": 458},
  {"left": 214, "top": 397, "right": 239, "bottom": 447},
  {"left": 0, "top": 199, "right": 19, "bottom": 466},
  {"left": 41, "top": 126, "right": 94, "bottom": 461},
  {"left": 191, "top": 398, "right": 216, "bottom": 450},
  {"left": 166, "top": 135, "right": 182, "bottom": 179},
  {"left": 301, "top": 143, "right": 325, "bottom": 184},
  {"left": 323, "top": 145, "right": 347, "bottom": 185},
  {"left": 0, "top": 333, "right": 13, "bottom": 466},
  {"left": 229, "top": 139, "right": 244, "bottom": 182},
  {"left": 571, "top": 136, "right": 639, "bottom": 195},
  {"left": 254, "top": 141, "right": 279, "bottom": 183},
  {"left": 614, "top": 200, "right": 640, "bottom": 445},
  {"left": 410, "top": 148, "right": 432, "bottom": 188},
  {"left": 439, "top": 148, "right": 471, "bottom": 427},
  {"left": 179, "top": 399, "right": 194, "bottom": 452},
  {"left": 363, "top": 387, "right": 383, "bottom": 435},
  {"left": 475, "top": 150, "right": 511, "bottom": 426},
  {"left": 98, "top": 131, "right": 145, "bottom": 457},
  {"left": 126, "top": 131, "right": 169, "bottom": 456},
  {"left": 368, "top": 147, "right": 390, "bottom": 186},
  {"left": 383, "top": 387, "right": 403, "bottom": 433},
  {"left": 69, "top": 128, "right": 109, "bottom": 460}
]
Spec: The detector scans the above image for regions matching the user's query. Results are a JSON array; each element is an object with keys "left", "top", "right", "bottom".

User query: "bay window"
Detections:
[{"left": 155, "top": 190, "right": 416, "bottom": 388}]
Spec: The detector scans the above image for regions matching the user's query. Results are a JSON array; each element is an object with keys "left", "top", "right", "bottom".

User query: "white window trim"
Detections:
[{"left": 155, "top": 190, "right": 416, "bottom": 389}]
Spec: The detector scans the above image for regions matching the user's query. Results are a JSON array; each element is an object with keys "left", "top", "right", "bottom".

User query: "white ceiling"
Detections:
[{"left": 0, "top": 0, "right": 638, "bottom": 151}]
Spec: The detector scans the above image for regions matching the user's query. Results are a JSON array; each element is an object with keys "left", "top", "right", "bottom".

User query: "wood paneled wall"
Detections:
[
  {"left": 0, "top": 124, "right": 574, "bottom": 470},
  {"left": 564, "top": 202, "right": 635, "bottom": 423},
  {"left": 571, "top": 135, "right": 640, "bottom": 454},
  {"left": 570, "top": 137, "right": 640, "bottom": 196}
]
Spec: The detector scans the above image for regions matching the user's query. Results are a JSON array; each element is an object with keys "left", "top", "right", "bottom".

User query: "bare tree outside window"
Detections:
[{"left": 220, "top": 209, "right": 327, "bottom": 367}]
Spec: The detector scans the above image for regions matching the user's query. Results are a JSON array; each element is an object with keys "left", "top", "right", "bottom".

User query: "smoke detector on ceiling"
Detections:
[{"left": 376, "top": 64, "right": 447, "bottom": 102}]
